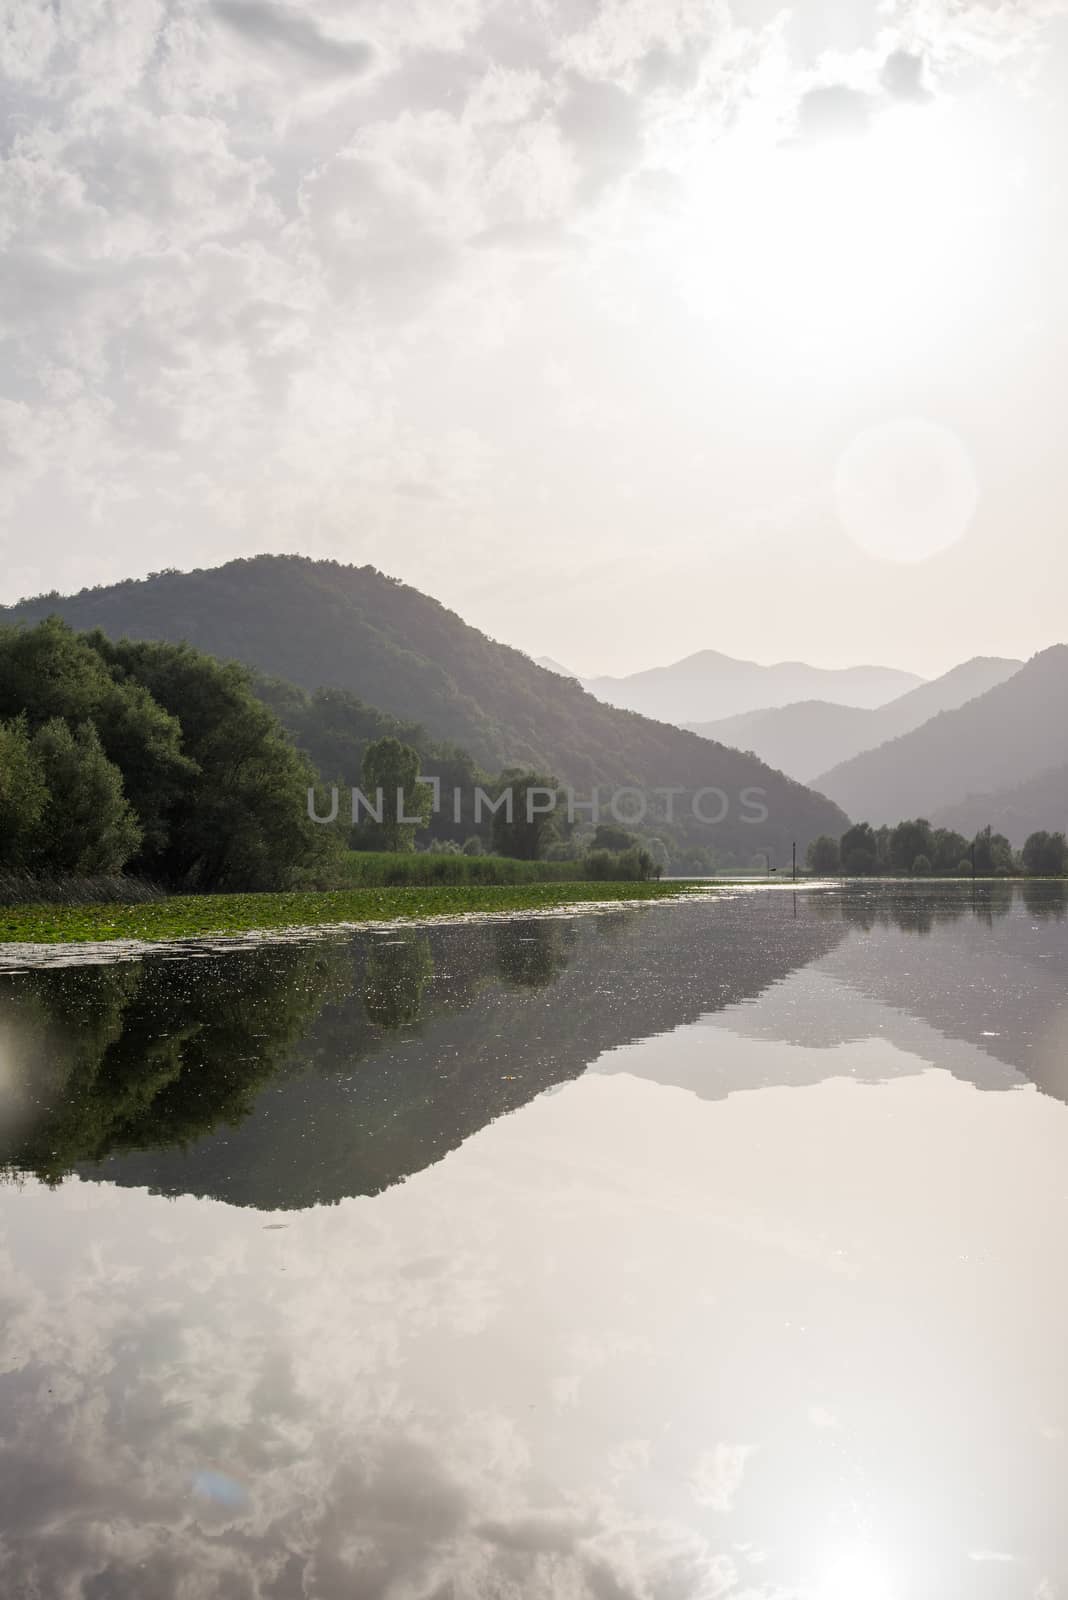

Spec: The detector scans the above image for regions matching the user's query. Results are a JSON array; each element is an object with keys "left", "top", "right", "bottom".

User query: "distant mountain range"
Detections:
[
  {"left": 812, "top": 645, "right": 1068, "bottom": 824},
  {"left": 584, "top": 651, "right": 922, "bottom": 724},
  {"left": 0, "top": 556, "right": 847, "bottom": 859},
  {"left": 686, "top": 657, "right": 1023, "bottom": 783}
]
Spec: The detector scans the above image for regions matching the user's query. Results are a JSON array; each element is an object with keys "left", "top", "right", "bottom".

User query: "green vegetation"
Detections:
[
  {"left": 334, "top": 851, "right": 587, "bottom": 886},
  {"left": 0, "top": 555, "right": 849, "bottom": 860},
  {"left": 358, "top": 736, "right": 433, "bottom": 850},
  {"left": 0, "top": 619, "right": 338, "bottom": 892},
  {"left": 810, "top": 816, "right": 1067, "bottom": 878},
  {"left": 0, "top": 879, "right": 707, "bottom": 946}
]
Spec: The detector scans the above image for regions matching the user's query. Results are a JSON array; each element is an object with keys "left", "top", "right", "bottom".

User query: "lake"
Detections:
[{"left": 1, "top": 882, "right": 1067, "bottom": 1599}]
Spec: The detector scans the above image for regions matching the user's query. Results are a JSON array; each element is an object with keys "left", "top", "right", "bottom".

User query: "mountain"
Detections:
[
  {"left": 686, "top": 657, "right": 1023, "bottom": 783},
  {"left": 932, "top": 763, "right": 1068, "bottom": 847},
  {"left": 535, "top": 656, "right": 579, "bottom": 679},
  {"left": 0, "top": 556, "right": 848, "bottom": 859},
  {"left": 584, "top": 651, "right": 922, "bottom": 724},
  {"left": 812, "top": 645, "right": 1068, "bottom": 823}
]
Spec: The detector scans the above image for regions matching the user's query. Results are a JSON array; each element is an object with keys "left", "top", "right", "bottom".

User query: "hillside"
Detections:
[
  {"left": 687, "top": 657, "right": 1022, "bottom": 782},
  {"left": 812, "top": 646, "right": 1068, "bottom": 823},
  {"left": 0, "top": 556, "right": 848, "bottom": 859},
  {"left": 932, "top": 764, "right": 1068, "bottom": 848},
  {"left": 585, "top": 651, "right": 922, "bottom": 724}
]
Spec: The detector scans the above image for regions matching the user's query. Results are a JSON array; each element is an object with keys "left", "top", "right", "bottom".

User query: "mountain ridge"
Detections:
[
  {"left": 585, "top": 650, "right": 923, "bottom": 724},
  {"left": 0, "top": 555, "right": 849, "bottom": 860},
  {"left": 686, "top": 656, "right": 1023, "bottom": 783},
  {"left": 812, "top": 645, "right": 1068, "bottom": 822}
]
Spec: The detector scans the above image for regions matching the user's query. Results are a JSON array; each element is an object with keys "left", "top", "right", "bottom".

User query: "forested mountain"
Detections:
[
  {"left": 812, "top": 646, "right": 1068, "bottom": 823},
  {"left": 687, "top": 657, "right": 1022, "bottom": 782},
  {"left": 584, "top": 651, "right": 922, "bottom": 724},
  {"left": 932, "top": 763, "right": 1068, "bottom": 847},
  {"left": 0, "top": 557, "right": 849, "bottom": 858}
]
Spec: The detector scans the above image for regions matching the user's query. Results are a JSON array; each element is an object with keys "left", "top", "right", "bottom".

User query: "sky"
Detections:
[{"left": 2, "top": 0, "right": 1068, "bottom": 677}]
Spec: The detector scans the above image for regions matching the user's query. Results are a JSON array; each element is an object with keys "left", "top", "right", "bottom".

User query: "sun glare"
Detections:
[
  {"left": 661, "top": 96, "right": 993, "bottom": 369},
  {"left": 816, "top": 1538, "right": 899, "bottom": 1600}
]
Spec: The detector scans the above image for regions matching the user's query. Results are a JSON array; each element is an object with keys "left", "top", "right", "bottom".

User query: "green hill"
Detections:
[{"left": 1, "top": 555, "right": 848, "bottom": 859}]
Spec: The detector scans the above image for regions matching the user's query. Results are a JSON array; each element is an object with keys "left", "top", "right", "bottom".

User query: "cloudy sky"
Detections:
[{"left": 2, "top": 0, "right": 1068, "bottom": 676}]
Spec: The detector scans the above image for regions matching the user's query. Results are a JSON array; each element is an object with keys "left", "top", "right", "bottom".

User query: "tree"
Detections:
[
  {"left": 840, "top": 822, "right": 878, "bottom": 875},
  {"left": 932, "top": 827, "right": 968, "bottom": 874},
  {"left": 30, "top": 719, "right": 142, "bottom": 874},
  {"left": 490, "top": 770, "right": 560, "bottom": 861},
  {"left": 1022, "top": 830, "right": 1068, "bottom": 877},
  {"left": 911, "top": 853, "right": 932, "bottom": 875},
  {"left": 806, "top": 835, "right": 840, "bottom": 875},
  {"left": 591, "top": 824, "right": 639, "bottom": 854},
  {"left": 972, "top": 825, "right": 1016, "bottom": 876},
  {"left": 0, "top": 619, "right": 194, "bottom": 860},
  {"left": 96, "top": 637, "right": 340, "bottom": 890},
  {"left": 0, "top": 717, "right": 49, "bottom": 869},
  {"left": 360, "top": 737, "right": 432, "bottom": 852},
  {"left": 889, "top": 819, "right": 934, "bottom": 873}
]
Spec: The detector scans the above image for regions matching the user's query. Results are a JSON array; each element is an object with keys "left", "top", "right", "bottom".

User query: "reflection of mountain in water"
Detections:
[
  {"left": 0, "top": 900, "right": 848, "bottom": 1209},
  {"left": 597, "top": 882, "right": 1068, "bottom": 1105},
  {"left": 2, "top": 884, "right": 1066, "bottom": 1212}
]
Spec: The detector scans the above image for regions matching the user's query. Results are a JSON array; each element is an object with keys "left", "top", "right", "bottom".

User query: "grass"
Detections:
[
  {"left": 328, "top": 851, "right": 591, "bottom": 887},
  {"left": 0, "top": 872, "right": 166, "bottom": 906},
  {"left": 0, "top": 880, "right": 708, "bottom": 947}
]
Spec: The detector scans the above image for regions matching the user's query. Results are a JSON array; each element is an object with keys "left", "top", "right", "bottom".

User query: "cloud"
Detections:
[
  {"left": 881, "top": 48, "right": 932, "bottom": 103},
  {"left": 212, "top": 0, "right": 374, "bottom": 76},
  {"left": 795, "top": 83, "right": 873, "bottom": 142}
]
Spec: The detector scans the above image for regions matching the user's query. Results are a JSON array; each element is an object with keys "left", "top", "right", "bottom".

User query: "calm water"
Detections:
[{"left": 1, "top": 883, "right": 1067, "bottom": 1599}]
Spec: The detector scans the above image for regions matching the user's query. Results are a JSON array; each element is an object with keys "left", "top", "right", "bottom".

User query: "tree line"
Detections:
[
  {"left": 805, "top": 819, "right": 1068, "bottom": 878},
  {"left": 0, "top": 620, "right": 658, "bottom": 892},
  {"left": 0, "top": 619, "right": 338, "bottom": 890}
]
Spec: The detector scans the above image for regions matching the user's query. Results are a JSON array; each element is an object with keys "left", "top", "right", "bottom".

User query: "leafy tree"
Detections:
[
  {"left": 0, "top": 717, "right": 49, "bottom": 869},
  {"left": 972, "top": 825, "right": 1016, "bottom": 876},
  {"left": 932, "top": 828, "right": 968, "bottom": 873},
  {"left": 0, "top": 619, "right": 194, "bottom": 859},
  {"left": 591, "top": 823, "right": 639, "bottom": 854},
  {"left": 31, "top": 719, "right": 142, "bottom": 874},
  {"left": 889, "top": 818, "right": 934, "bottom": 872},
  {"left": 94, "top": 637, "right": 339, "bottom": 890},
  {"left": 840, "top": 822, "right": 878, "bottom": 875},
  {"left": 360, "top": 737, "right": 432, "bottom": 852},
  {"left": 806, "top": 835, "right": 840, "bottom": 874},
  {"left": 911, "top": 853, "right": 932, "bottom": 875},
  {"left": 462, "top": 836, "right": 483, "bottom": 856},
  {"left": 1022, "top": 830, "right": 1068, "bottom": 876},
  {"left": 490, "top": 769, "right": 560, "bottom": 861}
]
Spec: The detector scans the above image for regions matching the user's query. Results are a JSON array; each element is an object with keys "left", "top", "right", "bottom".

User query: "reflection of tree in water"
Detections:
[
  {"left": 0, "top": 946, "right": 347, "bottom": 1187},
  {"left": 363, "top": 936, "right": 434, "bottom": 1029},
  {"left": 1020, "top": 880, "right": 1068, "bottom": 921},
  {"left": 815, "top": 882, "right": 1014, "bottom": 934},
  {"left": 492, "top": 919, "right": 572, "bottom": 988}
]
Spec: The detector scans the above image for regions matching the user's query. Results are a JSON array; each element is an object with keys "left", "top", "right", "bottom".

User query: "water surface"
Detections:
[{"left": 1, "top": 884, "right": 1067, "bottom": 1598}]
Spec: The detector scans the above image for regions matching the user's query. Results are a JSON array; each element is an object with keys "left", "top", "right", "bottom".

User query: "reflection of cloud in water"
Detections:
[{"left": 4, "top": 1047, "right": 1068, "bottom": 1596}]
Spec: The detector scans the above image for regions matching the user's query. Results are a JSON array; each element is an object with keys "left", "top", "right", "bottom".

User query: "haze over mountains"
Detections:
[
  {"left": 0, "top": 556, "right": 847, "bottom": 860},
  {"left": 932, "top": 765, "right": 1068, "bottom": 848},
  {"left": 812, "top": 645, "right": 1068, "bottom": 827},
  {"left": 584, "top": 652, "right": 922, "bottom": 724},
  {"left": 686, "top": 657, "right": 1023, "bottom": 784}
]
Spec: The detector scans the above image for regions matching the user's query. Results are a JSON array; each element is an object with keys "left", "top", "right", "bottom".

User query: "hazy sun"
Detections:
[
  {"left": 835, "top": 415, "right": 980, "bottom": 562},
  {"left": 816, "top": 1538, "right": 899, "bottom": 1600},
  {"left": 660, "top": 93, "right": 993, "bottom": 369}
]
